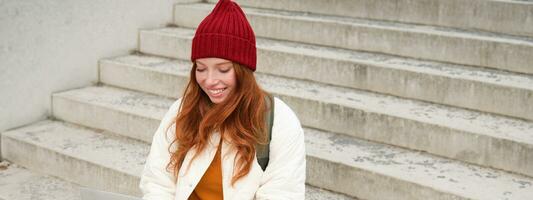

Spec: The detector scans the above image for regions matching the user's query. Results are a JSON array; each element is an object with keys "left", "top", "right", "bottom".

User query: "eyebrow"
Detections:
[{"left": 196, "top": 60, "right": 232, "bottom": 66}]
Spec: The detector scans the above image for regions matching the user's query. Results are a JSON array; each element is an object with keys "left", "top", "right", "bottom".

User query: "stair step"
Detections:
[
  {"left": 3, "top": 119, "right": 532, "bottom": 199},
  {"left": 205, "top": 0, "right": 533, "bottom": 38},
  {"left": 0, "top": 160, "right": 81, "bottom": 200},
  {"left": 137, "top": 27, "right": 533, "bottom": 121},
  {"left": 52, "top": 85, "right": 176, "bottom": 143},
  {"left": 304, "top": 127, "right": 533, "bottom": 199},
  {"left": 0, "top": 120, "right": 147, "bottom": 197},
  {"left": 99, "top": 54, "right": 191, "bottom": 99},
  {"left": 306, "top": 186, "right": 357, "bottom": 200},
  {"left": 96, "top": 55, "right": 533, "bottom": 178},
  {"left": 173, "top": 3, "right": 533, "bottom": 74},
  {"left": 0, "top": 120, "right": 356, "bottom": 199}
]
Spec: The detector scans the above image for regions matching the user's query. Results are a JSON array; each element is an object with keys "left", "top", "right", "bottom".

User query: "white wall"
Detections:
[{"left": 0, "top": 0, "right": 199, "bottom": 132}]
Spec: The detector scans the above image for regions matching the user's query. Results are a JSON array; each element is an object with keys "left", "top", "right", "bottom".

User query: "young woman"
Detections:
[{"left": 139, "top": 0, "right": 306, "bottom": 199}]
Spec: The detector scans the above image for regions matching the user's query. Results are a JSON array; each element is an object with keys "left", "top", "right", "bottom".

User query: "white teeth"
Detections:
[{"left": 209, "top": 88, "right": 225, "bottom": 94}]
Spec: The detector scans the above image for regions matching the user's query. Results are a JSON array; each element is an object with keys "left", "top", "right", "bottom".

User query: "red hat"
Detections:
[{"left": 191, "top": 0, "right": 257, "bottom": 71}]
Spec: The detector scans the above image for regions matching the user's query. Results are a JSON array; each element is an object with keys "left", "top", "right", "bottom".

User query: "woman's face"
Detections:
[{"left": 195, "top": 57, "right": 237, "bottom": 104}]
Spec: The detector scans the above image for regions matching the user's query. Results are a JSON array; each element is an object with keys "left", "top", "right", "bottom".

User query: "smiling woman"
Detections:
[{"left": 138, "top": 0, "right": 306, "bottom": 200}]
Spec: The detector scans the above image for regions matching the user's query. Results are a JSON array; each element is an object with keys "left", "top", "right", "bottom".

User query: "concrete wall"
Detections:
[{"left": 0, "top": 0, "right": 198, "bottom": 132}]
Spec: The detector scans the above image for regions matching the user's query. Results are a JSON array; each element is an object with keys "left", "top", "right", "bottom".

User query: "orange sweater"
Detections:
[{"left": 188, "top": 140, "right": 224, "bottom": 200}]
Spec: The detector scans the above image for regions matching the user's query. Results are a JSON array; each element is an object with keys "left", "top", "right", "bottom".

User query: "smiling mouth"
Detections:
[{"left": 208, "top": 88, "right": 227, "bottom": 95}]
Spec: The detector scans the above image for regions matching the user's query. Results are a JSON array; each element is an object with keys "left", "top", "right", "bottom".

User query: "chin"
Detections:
[
  {"left": 207, "top": 90, "right": 231, "bottom": 104},
  {"left": 209, "top": 97, "right": 226, "bottom": 104}
]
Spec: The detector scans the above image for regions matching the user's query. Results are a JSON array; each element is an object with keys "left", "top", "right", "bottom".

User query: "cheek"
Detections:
[
  {"left": 227, "top": 73, "right": 237, "bottom": 87},
  {"left": 195, "top": 73, "right": 204, "bottom": 85}
]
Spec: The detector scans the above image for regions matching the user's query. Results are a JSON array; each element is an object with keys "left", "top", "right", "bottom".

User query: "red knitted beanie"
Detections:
[{"left": 191, "top": 0, "right": 257, "bottom": 71}]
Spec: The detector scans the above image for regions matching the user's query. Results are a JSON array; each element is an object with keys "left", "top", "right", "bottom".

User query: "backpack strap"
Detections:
[{"left": 256, "top": 94, "right": 274, "bottom": 171}]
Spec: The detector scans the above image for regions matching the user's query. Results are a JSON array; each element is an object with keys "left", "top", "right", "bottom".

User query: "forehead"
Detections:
[{"left": 196, "top": 57, "right": 232, "bottom": 66}]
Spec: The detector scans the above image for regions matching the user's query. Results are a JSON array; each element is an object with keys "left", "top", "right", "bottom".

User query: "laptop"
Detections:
[{"left": 79, "top": 186, "right": 142, "bottom": 200}]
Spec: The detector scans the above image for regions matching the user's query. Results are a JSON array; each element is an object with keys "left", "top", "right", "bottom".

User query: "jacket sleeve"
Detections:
[
  {"left": 139, "top": 98, "right": 182, "bottom": 200},
  {"left": 255, "top": 98, "right": 306, "bottom": 200}
]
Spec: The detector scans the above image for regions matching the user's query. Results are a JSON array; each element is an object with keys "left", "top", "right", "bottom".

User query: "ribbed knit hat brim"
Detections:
[
  {"left": 192, "top": 33, "right": 256, "bottom": 70},
  {"left": 191, "top": 0, "right": 257, "bottom": 71}
]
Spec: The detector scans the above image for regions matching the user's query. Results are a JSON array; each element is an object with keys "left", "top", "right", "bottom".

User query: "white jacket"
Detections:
[{"left": 139, "top": 97, "right": 306, "bottom": 200}]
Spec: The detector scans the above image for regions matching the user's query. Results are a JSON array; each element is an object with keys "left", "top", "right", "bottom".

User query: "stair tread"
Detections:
[
  {"left": 0, "top": 158, "right": 351, "bottom": 199},
  {"left": 0, "top": 160, "right": 81, "bottom": 200},
  {"left": 306, "top": 186, "right": 357, "bottom": 200},
  {"left": 258, "top": 72, "right": 533, "bottom": 143},
  {"left": 1, "top": 120, "right": 355, "bottom": 199},
  {"left": 4, "top": 116, "right": 533, "bottom": 199},
  {"left": 53, "top": 85, "right": 176, "bottom": 120},
  {"left": 2, "top": 120, "right": 149, "bottom": 177},
  {"left": 144, "top": 27, "right": 533, "bottom": 91},
  {"left": 101, "top": 54, "right": 533, "bottom": 146},
  {"left": 180, "top": 3, "right": 533, "bottom": 45},
  {"left": 305, "top": 127, "right": 533, "bottom": 199},
  {"left": 202, "top": 0, "right": 533, "bottom": 41}
]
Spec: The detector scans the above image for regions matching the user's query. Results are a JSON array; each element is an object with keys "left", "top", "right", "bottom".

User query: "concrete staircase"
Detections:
[{"left": 2, "top": 0, "right": 533, "bottom": 199}]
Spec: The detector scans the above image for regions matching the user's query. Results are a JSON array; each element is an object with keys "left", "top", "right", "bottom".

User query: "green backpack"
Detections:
[{"left": 255, "top": 94, "right": 274, "bottom": 171}]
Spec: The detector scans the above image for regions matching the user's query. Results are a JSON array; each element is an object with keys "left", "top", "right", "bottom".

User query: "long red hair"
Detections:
[{"left": 166, "top": 62, "right": 269, "bottom": 185}]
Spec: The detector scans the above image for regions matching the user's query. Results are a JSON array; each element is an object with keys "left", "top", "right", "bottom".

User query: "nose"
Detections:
[{"left": 204, "top": 71, "right": 220, "bottom": 86}]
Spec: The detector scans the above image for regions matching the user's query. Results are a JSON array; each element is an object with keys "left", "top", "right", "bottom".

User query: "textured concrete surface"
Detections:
[
  {"left": 305, "top": 128, "right": 533, "bottom": 200},
  {"left": 258, "top": 73, "right": 533, "bottom": 178},
  {"left": 1, "top": 120, "right": 148, "bottom": 197},
  {"left": 305, "top": 186, "right": 357, "bottom": 200},
  {"left": 100, "top": 54, "right": 190, "bottom": 98},
  {"left": 96, "top": 54, "right": 533, "bottom": 178},
  {"left": 0, "top": 0, "right": 198, "bottom": 132},
  {"left": 173, "top": 3, "right": 533, "bottom": 74},
  {"left": 0, "top": 160, "right": 81, "bottom": 200},
  {"left": 138, "top": 27, "right": 533, "bottom": 121},
  {"left": 139, "top": 27, "right": 193, "bottom": 59},
  {"left": 207, "top": 0, "right": 533, "bottom": 37},
  {"left": 0, "top": 120, "right": 357, "bottom": 199},
  {"left": 52, "top": 85, "right": 176, "bottom": 143},
  {"left": 3, "top": 117, "right": 532, "bottom": 200}
]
